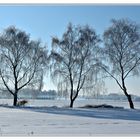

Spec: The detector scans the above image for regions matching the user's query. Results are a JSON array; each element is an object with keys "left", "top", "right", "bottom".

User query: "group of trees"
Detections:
[
  {"left": 0, "top": 18, "right": 140, "bottom": 109},
  {"left": 50, "top": 19, "right": 140, "bottom": 109}
]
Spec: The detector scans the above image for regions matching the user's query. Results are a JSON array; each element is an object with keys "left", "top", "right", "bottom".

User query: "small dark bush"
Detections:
[
  {"left": 80, "top": 104, "right": 124, "bottom": 109},
  {"left": 17, "top": 100, "right": 28, "bottom": 106}
]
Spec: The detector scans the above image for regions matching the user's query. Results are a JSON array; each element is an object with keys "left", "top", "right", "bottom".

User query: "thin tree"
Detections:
[
  {"left": 0, "top": 26, "right": 48, "bottom": 106},
  {"left": 51, "top": 23, "right": 101, "bottom": 108},
  {"left": 103, "top": 19, "right": 140, "bottom": 109}
]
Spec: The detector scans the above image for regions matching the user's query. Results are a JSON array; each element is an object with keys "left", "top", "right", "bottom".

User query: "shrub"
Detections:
[{"left": 17, "top": 100, "right": 28, "bottom": 106}]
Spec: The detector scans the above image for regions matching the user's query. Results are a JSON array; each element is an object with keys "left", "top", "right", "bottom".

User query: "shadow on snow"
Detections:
[{"left": 1, "top": 105, "right": 140, "bottom": 122}]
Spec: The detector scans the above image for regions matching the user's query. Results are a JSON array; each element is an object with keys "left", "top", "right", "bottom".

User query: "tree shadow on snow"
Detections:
[{"left": 2, "top": 105, "right": 140, "bottom": 122}]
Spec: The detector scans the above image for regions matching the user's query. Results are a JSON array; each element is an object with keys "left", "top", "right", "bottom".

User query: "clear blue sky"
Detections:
[{"left": 0, "top": 5, "right": 140, "bottom": 95}]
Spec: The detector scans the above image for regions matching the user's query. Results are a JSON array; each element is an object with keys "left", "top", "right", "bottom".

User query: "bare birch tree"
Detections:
[
  {"left": 51, "top": 23, "right": 101, "bottom": 107},
  {"left": 103, "top": 19, "right": 140, "bottom": 109},
  {"left": 0, "top": 26, "right": 48, "bottom": 106}
]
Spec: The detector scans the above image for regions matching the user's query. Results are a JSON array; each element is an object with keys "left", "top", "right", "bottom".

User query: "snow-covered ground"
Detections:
[
  {"left": 0, "top": 99, "right": 140, "bottom": 136},
  {"left": 1, "top": 98, "right": 140, "bottom": 109}
]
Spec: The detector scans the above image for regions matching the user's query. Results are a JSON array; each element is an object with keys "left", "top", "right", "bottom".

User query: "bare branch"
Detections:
[{"left": 0, "top": 70, "right": 14, "bottom": 96}]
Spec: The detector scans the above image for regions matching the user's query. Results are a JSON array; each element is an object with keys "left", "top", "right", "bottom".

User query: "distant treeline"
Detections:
[{"left": 0, "top": 89, "right": 57, "bottom": 100}]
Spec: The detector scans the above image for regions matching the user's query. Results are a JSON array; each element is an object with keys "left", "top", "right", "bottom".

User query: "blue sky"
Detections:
[{"left": 0, "top": 5, "right": 140, "bottom": 95}]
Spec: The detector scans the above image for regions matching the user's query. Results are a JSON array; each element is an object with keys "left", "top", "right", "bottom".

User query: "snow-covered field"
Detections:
[
  {"left": 0, "top": 99, "right": 140, "bottom": 136},
  {"left": 1, "top": 98, "right": 140, "bottom": 109}
]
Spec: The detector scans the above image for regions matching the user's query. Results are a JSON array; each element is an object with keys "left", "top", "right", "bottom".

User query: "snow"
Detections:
[
  {"left": 1, "top": 98, "right": 140, "bottom": 109},
  {"left": 0, "top": 99, "right": 140, "bottom": 136}
]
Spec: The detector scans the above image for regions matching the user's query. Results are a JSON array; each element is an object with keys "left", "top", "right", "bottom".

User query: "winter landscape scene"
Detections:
[{"left": 1, "top": 4, "right": 140, "bottom": 137}]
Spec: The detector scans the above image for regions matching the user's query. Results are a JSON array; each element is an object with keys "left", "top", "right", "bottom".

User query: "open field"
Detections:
[{"left": 0, "top": 99, "right": 140, "bottom": 136}]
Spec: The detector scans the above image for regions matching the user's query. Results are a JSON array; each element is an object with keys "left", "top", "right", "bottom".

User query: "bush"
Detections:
[
  {"left": 80, "top": 104, "right": 124, "bottom": 109},
  {"left": 17, "top": 100, "right": 28, "bottom": 106}
]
